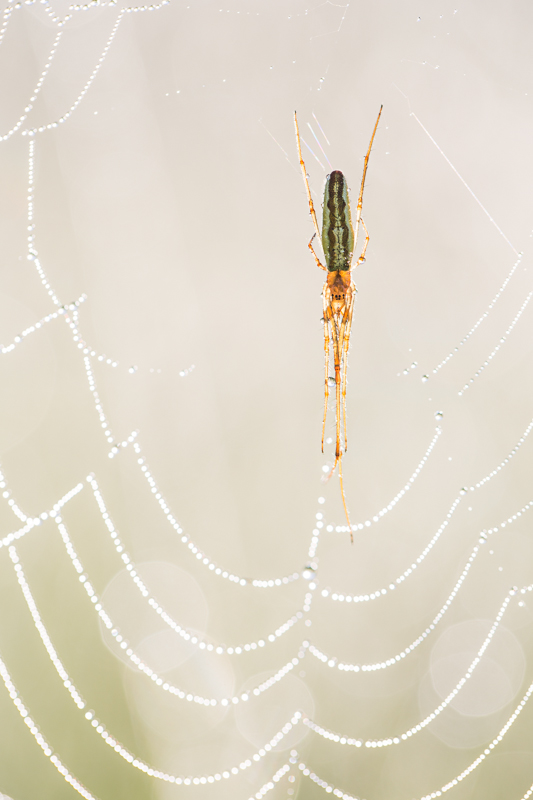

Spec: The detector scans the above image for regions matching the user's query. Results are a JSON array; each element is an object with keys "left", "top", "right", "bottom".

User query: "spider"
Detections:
[{"left": 294, "top": 107, "right": 382, "bottom": 541}]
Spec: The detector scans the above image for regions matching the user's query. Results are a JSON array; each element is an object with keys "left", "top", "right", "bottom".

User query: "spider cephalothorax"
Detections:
[{"left": 326, "top": 268, "right": 353, "bottom": 314}]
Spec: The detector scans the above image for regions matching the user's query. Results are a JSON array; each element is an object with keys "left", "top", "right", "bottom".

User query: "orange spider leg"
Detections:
[
  {"left": 321, "top": 307, "right": 342, "bottom": 477},
  {"left": 338, "top": 303, "right": 355, "bottom": 542},
  {"left": 352, "top": 217, "right": 370, "bottom": 270},
  {"left": 352, "top": 106, "right": 382, "bottom": 259},
  {"left": 340, "top": 291, "right": 355, "bottom": 452},
  {"left": 329, "top": 312, "right": 343, "bottom": 462},
  {"left": 324, "top": 311, "right": 354, "bottom": 543},
  {"left": 294, "top": 112, "right": 321, "bottom": 241},
  {"left": 309, "top": 234, "right": 327, "bottom": 271},
  {"left": 341, "top": 213, "right": 366, "bottom": 452},
  {"left": 338, "top": 454, "right": 353, "bottom": 544},
  {"left": 337, "top": 309, "right": 349, "bottom": 453},
  {"left": 323, "top": 451, "right": 353, "bottom": 541},
  {"left": 322, "top": 292, "right": 332, "bottom": 453}
]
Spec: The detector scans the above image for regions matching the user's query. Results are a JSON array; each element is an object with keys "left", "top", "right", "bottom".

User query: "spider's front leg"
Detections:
[{"left": 309, "top": 234, "right": 327, "bottom": 271}]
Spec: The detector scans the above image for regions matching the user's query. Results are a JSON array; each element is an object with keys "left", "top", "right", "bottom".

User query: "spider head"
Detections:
[{"left": 326, "top": 269, "right": 352, "bottom": 314}]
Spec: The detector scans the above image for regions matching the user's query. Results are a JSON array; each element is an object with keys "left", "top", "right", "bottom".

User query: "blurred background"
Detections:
[{"left": 0, "top": 0, "right": 532, "bottom": 798}]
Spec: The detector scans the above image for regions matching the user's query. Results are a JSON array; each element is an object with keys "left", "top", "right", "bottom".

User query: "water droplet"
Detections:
[
  {"left": 128, "top": 365, "right": 138, "bottom": 374},
  {"left": 411, "top": 362, "right": 417, "bottom": 369},
  {"left": 328, "top": 377, "right": 336, "bottom": 387},
  {"left": 460, "top": 487, "right": 468, "bottom": 495},
  {"left": 434, "top": 411, "right": 443, "bottom": 420},
  {"left": 403, "top": 369, "right": 409, "bottom": 375},
  {"left": 421, "top": 375, "right": 429, "bottom": 383},
  {"left": 326, "top": 437, "right": 333, "bottom": 444}
]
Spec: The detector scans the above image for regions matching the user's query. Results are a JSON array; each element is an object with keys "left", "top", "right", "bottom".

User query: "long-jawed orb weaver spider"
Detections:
[{"left": 294, "top": 107, "right": 382, "bottom": 542}]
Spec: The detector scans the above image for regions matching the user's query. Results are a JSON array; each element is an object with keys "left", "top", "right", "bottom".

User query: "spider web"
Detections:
[{"left": 1, "top": 1, "right": 533, "bottom": 799}]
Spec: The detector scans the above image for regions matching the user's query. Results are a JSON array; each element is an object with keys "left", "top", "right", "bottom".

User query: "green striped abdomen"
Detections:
[{"left": 322, "top": 170, "right": 354, "bottom": 272}]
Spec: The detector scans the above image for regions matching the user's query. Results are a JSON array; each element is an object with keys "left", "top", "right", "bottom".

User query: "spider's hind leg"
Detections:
[
  {"left": 340, "top": 290, "right": 355, "bottom": 452},
  {"left": 321, "top": 294, "right": 332, "bottom": 453},
  {"left": 339, "top": 455, "right": 353, "bottom": 544}
]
